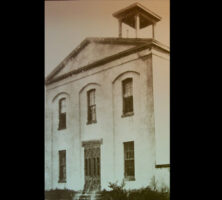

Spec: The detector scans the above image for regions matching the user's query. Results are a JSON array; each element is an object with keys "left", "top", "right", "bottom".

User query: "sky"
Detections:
[{"left": 45, "top": 0, "right": 169, "bottom": 77}]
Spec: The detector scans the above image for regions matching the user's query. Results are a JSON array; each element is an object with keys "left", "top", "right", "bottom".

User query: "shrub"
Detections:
[
  {"left": 100, "top": 180, "right": 128, "bottom": 200},
  {"left": 100, "top": 180, "right": 170, "bottom": 200},
  {"left": 45, "top": 188, "right": 76, "bottom": 200},
  {"left": 128, "top": 187, "right": 169, "bottom": 200}
]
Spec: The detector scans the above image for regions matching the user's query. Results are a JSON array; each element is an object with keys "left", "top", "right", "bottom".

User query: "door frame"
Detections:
[{"left": 82, "top": 139, "right": 103, "bottom": 192}]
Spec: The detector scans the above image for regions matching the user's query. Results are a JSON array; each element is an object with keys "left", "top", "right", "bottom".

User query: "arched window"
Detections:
[
  {"left": 122, "top": 78, "right": 134, "bottom": 115},
  {"left": 58, "top": 98, "right": 66, "bottom": 130},
  {"left": 87, "top": 89, "right": 96, "bottom": 124}
]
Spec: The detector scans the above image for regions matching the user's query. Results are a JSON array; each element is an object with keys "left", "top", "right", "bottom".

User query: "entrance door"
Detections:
[{"left": 83, "top": 145, "right": 101, "bottom": 193}]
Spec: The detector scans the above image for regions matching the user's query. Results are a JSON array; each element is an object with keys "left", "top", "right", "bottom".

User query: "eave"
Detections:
[{"left": 45, "top": 39, "right": 169, "bottom": 86}]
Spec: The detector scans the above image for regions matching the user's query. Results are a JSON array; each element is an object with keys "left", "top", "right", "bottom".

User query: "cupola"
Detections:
[{"left": 112, "top": 2, "right": 161, "bottom": 38}]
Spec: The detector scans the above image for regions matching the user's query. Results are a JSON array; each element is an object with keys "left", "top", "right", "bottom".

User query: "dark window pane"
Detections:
[
  {"left": 88, "top": 158, "right": 90, "bottom": 176},
  {"left": 59, "top": 167, "right": 62, "bottom": 180},
  {"left": 122, "top": 79, "right": 133, "bottom": 114},
  {"left": 58, "top": 98, "right": 67, "bottom": 130},
  {"left": 59, "top": 150, "right": 66, "bottom": 181},
  {"left": 91, "top": 105, "right": 96, "bottom": 121},
  {"left": 125, "top": 160, "right": 135, "bottom": 176},
  {"left": 63, "top": 166, "right": 66, "bottom": 179},
  {"left": 123, "top": 79, "right": 133, "bottom": 97},
  {"left": 97, "top": 157, "right": 100, "bottom": 176},
  {"left": 124, "top": 96, "right": 133, "bottom": 113},
  {"left": 94, "top": 158, "right": 96, "bottom": 176},
  {"left": 60, "top": 99, "right": 66, "bottom": 113},
  {"left": 89, "top": 90, "right": 95, "bottom": 105},
  {"left": 88, "top": 105, "right": 96, "bottom": 122},
  {"left": 85, "top": 159, "right": 88, "bottom": 176},
  {"left": 59, "top": 113, "right": 66, "bottom": 129},
  {"left": 124, "top": 142, "right": 135, "bottom": 178},
  {"left": 59, "top": 98, "right": 66, "bottom": 114},
  {"left": 87, "top": 89, "right": 96, "bottom": 123},
  {"left": 91, "top": 158, "right": 94, "bottom": 176},
  {"left": 89, "top": 159, "right": 91, "bottom": 176}
]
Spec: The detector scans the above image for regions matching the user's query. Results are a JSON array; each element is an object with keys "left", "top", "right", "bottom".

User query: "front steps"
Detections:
[{"left": 74, "top": 192, "right": 101, "bottom": 200}]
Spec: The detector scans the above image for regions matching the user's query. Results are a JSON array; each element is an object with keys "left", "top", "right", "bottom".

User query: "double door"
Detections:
[{"left": 84, "top": 145, "right": 101, "bottom": 192}]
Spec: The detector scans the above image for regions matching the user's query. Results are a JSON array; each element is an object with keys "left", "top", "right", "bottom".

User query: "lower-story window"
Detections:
[
  {"left": 59, "top": 150, "right": 66, "bottom": 182},
  {"left": 124, "top": 141, "right": 135, "bottom": 181}
]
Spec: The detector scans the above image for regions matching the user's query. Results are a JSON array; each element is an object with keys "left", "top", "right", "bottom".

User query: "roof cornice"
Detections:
[
  {"left": 112, "top": 2, "right": 161, "bottom": 21},
  {"left": 46, "top": 37, "right": 157, "bottom": 83},
  {"left": 45, "top": 39, "right": 169, "bottom": 86}
]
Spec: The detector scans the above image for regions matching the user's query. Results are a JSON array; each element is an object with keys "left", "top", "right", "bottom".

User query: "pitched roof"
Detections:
[{"left": 45, "top": 37, "right": 169, "bottom": 85}]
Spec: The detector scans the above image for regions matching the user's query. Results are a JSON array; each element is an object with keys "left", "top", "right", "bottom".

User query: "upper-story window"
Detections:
[
  {"left": 58, "top": 98, "right": 66, "bottom": 130},
  {"left": 122, "top": 78, "right": 134, "bottom": 116},
  {"left": 87, "top": 89, "right": 96, "bottom": 124}
]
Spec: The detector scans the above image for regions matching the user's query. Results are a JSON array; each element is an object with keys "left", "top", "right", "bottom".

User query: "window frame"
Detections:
[
  {"left": 58, "top": 150, "right": 66, "bottom": 183},
  {"left": 58, "top": 98, "right": 67, "bottom": 130},
  {"left": 123, "top": 141, "right": 135, "bottom": 181},
  {"left": 87, "top": 89, "right": 97, "bottom": 124},
  {"left": 122, "top": 78, "right": 134, "bottom": 117}
]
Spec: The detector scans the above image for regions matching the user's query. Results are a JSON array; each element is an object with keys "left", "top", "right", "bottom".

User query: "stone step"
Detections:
[{"left": 78, "top": 193, "right": 101, "bottom": 200}]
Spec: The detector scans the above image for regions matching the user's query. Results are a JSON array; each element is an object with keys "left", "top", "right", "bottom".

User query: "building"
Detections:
[{"left": 45, "top": 2, "right": 170, "bottom": 194}]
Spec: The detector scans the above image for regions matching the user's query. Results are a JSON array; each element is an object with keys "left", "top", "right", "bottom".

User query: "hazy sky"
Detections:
[{"left": 45, "top": 0, "right": 169, "bottom": 77}]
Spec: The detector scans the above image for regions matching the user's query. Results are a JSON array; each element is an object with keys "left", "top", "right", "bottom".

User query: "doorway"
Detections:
[{"left": 83, "top": 141, "right": 101, "bottom": 193}]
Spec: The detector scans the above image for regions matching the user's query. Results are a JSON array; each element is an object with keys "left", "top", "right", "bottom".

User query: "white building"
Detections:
[{"left": 45, "top": 2, "right": 170, "bottom": 194}]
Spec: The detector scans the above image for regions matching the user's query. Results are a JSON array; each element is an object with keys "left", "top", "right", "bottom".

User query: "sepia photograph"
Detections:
[{"left": 45, "top": 0, "right": 170, "bottom": 199}]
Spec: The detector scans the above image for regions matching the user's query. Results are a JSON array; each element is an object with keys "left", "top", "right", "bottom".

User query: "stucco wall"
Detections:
[
  {"left": 112, "top": 58, "right": 156, "bottom": 189},
  {"left": 152, "top": 50, "right": 170, "bottom": 165},
  {"left": 54, "top": 42, "right": 136, "bottom": 78},
  {"left": 152, "top": 50, "right": 170, "bottom": 190},
  {"left": 45, "top": 91, "right": 52, "bottom": 190},
  {"left": 155, "top": 167, "right": 170, "bottom": 191}
]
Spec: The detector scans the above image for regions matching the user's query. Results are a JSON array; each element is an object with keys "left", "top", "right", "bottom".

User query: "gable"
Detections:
[
  {"left": 52, "top": 41, "right": 137, "bottom": 79},
  {"left": 46, "top": 38, "right": 169, "bottom": 85}
]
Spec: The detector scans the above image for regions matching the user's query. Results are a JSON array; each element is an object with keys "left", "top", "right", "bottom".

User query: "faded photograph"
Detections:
[{"left": 45, "top": 0, "right": 169, "bottom": 199}]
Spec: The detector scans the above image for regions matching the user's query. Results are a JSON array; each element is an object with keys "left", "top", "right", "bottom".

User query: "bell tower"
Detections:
[{"left": 112, "top": 2, "right": 161, "bottom": 39}]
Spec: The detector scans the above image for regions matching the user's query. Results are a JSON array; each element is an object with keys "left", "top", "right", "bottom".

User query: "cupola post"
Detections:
[
  {"left": 152, "top": 23, "right": 156, "bottom": 39},
  {"left": 135, "top": 14, "right": 140, "bottom": 38},
  {"left": 118, "top": 19, "right": 122, "bottom": 38}
]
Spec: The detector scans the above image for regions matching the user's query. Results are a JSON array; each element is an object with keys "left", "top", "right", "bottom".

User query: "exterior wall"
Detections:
[
  {"left": 152, "top": 50, "right": 170, "bottom": 165},
  {"left": 152, "top": 49, "right": 170, "bottom": 189},
  {"left": 112, "top": 57, "right": 156, "bottom": 189},
  {"left": 45, "top": 45, "right": 170, "bottom": 191},
  {"left": 45, "top": 90, "right": 52, "bottom": 190},
  {"left": 79, "top": 81, "right": 115, "bottom": 190},
  {"left": 155, "top": 167, "right": 170, "bottom": 191}
]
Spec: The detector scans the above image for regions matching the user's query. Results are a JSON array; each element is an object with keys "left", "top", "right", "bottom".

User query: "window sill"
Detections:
[
  {"left": 121, "top": 112, "right": 134, "bottom": 118},
  {"left": 86, "top": 120, "right": 97, "bottom": 125},
  {"left": 124, "top": 177, "right": 135, "bottom": 181},
  {"left": 58, "top": 180, "right": 66, "bottom": 183},
  {"left": 58, "top": 127, "right": 66, "bottom": 131},
  {"left": 155, "top": 164, "right": 170, "bottom": 168}
]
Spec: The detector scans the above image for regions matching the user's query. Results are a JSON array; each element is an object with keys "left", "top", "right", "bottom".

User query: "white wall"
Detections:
[
  {"left": 112, "top": 57, "right": 156, "bottom": 189},
  {"left": 152, "top": 50, "right": 170, "bottom": 190},
  {"left": 152, "top": 50, "right": 170, "bottom": 165},
  {"left": 155, "top": 167, "right": 170, "bottom": 191}
]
